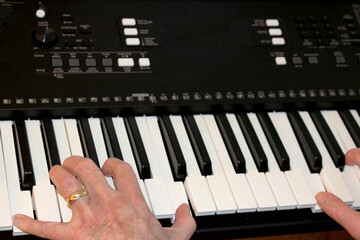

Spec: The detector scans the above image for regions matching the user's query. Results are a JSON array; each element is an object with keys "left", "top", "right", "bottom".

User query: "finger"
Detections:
[
  {"left": 345, "top": 148, "right": 360, "bottom": 166},
  {"left": 316, "top": 192, "right": 360, "bottom": 239},
  {"left": 13, "top": 214, "right": 66, "bottom": 240},
  {"left": 102, "top": 158, "right": 143, "bottom": 196},
  {"left": 63, "top": 156, "right": 110, "bottom": 196},
  {"left": 167, "top": 203, "right": 196, "bottom": 240}
]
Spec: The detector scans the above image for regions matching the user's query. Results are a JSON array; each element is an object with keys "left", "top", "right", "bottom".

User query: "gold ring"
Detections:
[{"left": 66, "top": 189, "right": 88, "bottom": 207}]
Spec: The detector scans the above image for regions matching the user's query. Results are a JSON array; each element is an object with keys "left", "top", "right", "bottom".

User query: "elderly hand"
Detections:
[
  {"left": 13, "top": 156, "right": 196, "bottom": 240},
  {"left": 316, "top": 148, "right": 360, "bottom": 239}
]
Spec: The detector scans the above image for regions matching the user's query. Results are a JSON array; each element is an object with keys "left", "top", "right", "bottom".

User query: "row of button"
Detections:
[
  {"left": 275, "top": 55, "right": 348, "bottom": 66},
  {"left": 52, "top": 57, "right": 151, "bottom": 68},
  {"left": 265, "top": 19, "right": 285, "bottom": 46},
  {"left": 121, "top": 18, "right": 141, "bottom": 46}
]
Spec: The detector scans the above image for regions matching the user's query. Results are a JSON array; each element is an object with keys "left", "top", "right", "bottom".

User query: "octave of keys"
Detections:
[{"left": 1, "top": 110, "right": 360, "bottom": 235}]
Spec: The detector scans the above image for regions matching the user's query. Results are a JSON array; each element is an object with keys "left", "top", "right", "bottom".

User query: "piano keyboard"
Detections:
[{"left": 1, "top": 110, "right": 360, "bottom": 236}]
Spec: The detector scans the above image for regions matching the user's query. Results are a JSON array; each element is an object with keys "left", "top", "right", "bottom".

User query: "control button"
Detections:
[
  {"left": 65, "top": 40, "right": 77, "bottom": 47},
  {"left": 266, "top": 19, "right": 280, "bottom": 27},
  {"left": 32, "top": 26, "right": 58, "bottom": 48},
  {"left": 102, "top": 58, "right": 113, "bottom": 67},
  {"left": 292, "top": 56, "right": 303, "bottom": 65},
  {"left": 335, "top": 56, "right": 346, "bottom": 64},
  {"left": 308, "top": 56, "right": 318, "bottom": 64},
  {"left": 63, "top": 28, "right": 76, "bottom": 34},
  {"left": 117, "top": 58, "right": 134, "bottom": 67},
  {"left": 69, "top": 58, "right": 80, "bottom": 67},
  {"left": 82, "top": 40, "right": 94, "bottom": 47},
  {"left": 61, "top": 14, "right": 73, "bottom": 22},
  {"left": 124, "top": 28, "right": 139, "bottom": 36},
  {"left": 52, "top": 59, "right": 63, "bottom": 67},
  {"left": 275, "top": 57, "right": 287, "bottom": 65},
  {"left": 139, "top": 58, "right": 150, "bottom": 67},
  {"left": 122, "top": 18, "right": 136, "bottom": 26},
  {"left": 271, "top": 37, "right": 285, "bottom": 45},
  {"left": 268, "top": 28, "right": 282, "bottom": 36},
  {"left": 36, "top": 8, "right": 46, "bottom": 19},
  {"left": 79, "top": 26, "right": 92, "bottom": 34},
  {"left": 85, "top": 58, "right": 97, "bottom": 67},
  {"left": 126, "top": 38, "right": 141, "bottom": 46}
]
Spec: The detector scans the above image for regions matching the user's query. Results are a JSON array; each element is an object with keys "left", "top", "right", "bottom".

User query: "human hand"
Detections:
[
  {"left": 316, "top": 148, "right": 360, "bottom": 239},
  {"left": 13, "top": 156, "right": 196, "bottom": 240}
]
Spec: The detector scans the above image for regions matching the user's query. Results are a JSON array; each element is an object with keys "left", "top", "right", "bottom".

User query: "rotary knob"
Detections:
[{"left": 32, "top": 26, "right": 58, "bottom": 48}]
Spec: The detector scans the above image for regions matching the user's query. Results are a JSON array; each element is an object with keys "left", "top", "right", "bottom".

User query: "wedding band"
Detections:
[{"left": 66, "top": 189, "right": 88, "bottom": 207}]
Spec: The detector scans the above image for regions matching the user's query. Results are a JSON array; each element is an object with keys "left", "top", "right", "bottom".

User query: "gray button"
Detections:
[
  {"left": 85, "top": 58, "right": 96, "bottom": 67},
  {"left": 292, "top": 56, "right": 303, "bottom": 65},
  {"left": 69, "top": 58, "right": 80, "bottom": 67},
  {"left": 102, "top": 58, "right": 113, "bottom": 67},
  {"left": 308, "top": 56, "right": 318, "bottom": 64},
  {"left": 335, "top": 56, "right": 346, "bottom": 64},
  {"left": 52, "top": 58, "right": 63, "bottom": 67}
]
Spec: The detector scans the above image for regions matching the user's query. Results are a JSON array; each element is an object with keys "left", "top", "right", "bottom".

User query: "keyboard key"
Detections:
[
  {"left": 183, "top": 114, "right": 212, "bottom": 175},
  {"left": 236, "top": 113, "right": 268, "bottom": 172},
  {"left": 215, "top": 113, "right": 246, "bottom": 173},
  {"left": 159, "top": 115, "right": 187, "bottom": 181},
  {"left": 79, "top": 117, "right": 101, "bottom": 167},
  {"left": 339, "top": 110, "right": 360, "bottom": 147},
  {"left": 103, "top": 116, "right": 123, "bottom": 160},
  {"left": 287, "top": 111, "right": 322, "bottom": 173},
  {"left": 309, "top": 111, "right": 345, "bottom": 170},
  {"left": 169, "top": 115, "right": 217, "bottom": 216},
  {"left": 64, "top": 119, "right": 84, "bottom": 157},
  {"left": 257, "top": 112, "right": 290, "bottom": 171},
  {"left": 125, "top": 116, "right": 151, "bottom": 179},
  {"left": 1, "top": 121, "right": 33, "bottom": 235}
]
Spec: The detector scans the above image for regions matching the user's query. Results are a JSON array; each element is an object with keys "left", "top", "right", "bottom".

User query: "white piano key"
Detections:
[
  {"left": 227, "top": 113, "right": 278, "bottom": 211},
  {"left": 52, "top": 119, "right": 73, "bottom": 222},
  {"left": 272, "top": 113, "right": 325, "bottom": 212},
  {"left": 88, "top": 118, "right": 114, "bottom": 188},
  {"left": 145, "top": 117, "right": 188, "bottom": 214},
  {"left": 25, "top": 120, "right": 61, "bottom": 222},
  {"left": 0, "top": 125, "right": 12, "bottom": 231},
  {"left": 136, "top": 116, "right": 174, "bottom": 219},
  {"left": 64, "top": 119, "right": 84, "bottom": 156},
  {"left": 322, "top": 110, "right": 360, "bottom": 209},
  {"left": 248, "top": 113, "right": 297, "bottom": 210},
  {"left": 1, "top": 121, "right": 33, "bottom": 236},
  {"left": 299, "top": 111, "right": 353, "bottom": 205},
  {"left": 169, "top": 115, "right": 217, "bottom": 216},
  {"left": 202, "top": 114, "right": 257, "bottom": 213},
  {"left": 111, "top": 117, "right": 152, "bottom": 211},
  {"left": 268, "top": 112, "right": 316, "bottom": 209},
  {"left": 194, "top": 114, "right": 237, "bottom": 214}
]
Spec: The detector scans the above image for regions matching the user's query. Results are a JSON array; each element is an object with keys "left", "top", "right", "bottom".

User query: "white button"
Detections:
[
  {"left": 271, "top": 37, "right": 285, "bottom": 45},
  {"left": 275, "top": 57, "right": 287, "bottom": 65},
  {"left": 117, "top": 58, "right": 134, "bottom": 67},
  {"left": 124, "top": 28, "right": 138, "bottom": 36},
  {"left": 126, "top": 38, "right": 140, "bottom": 46},
  {"left": 122, "top": 18, "right": 136, "bottom": 26},
  {"left": 36, "top": 9, "right": 46, "bottom": 19},
  {"left": 139, "top": 58, "right": 150, "bottom": 67},
  {"left": 268, "top": 28, "right": 282, "bottom": 36},
  {"left": 266, "top": 19, "right": 280, "bottom": 27}
]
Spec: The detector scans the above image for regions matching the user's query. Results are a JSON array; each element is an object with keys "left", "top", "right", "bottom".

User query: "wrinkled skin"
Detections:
[{"left": 13, "top": 156, "right": 196, "bottom": 240}]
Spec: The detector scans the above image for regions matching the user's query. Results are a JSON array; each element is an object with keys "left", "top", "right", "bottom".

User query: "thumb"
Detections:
[
  {"left": 168, "top": 203, "right": 196, "bottom": 240},
  {"left": 316, "top": 191, "right": 360, "bottom": 239}
]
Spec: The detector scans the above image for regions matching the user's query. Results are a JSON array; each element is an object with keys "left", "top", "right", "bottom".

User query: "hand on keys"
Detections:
[
  {"left": 316, "top": 148, "right": 360, "bottom": 240},
  {"left": 13, "top": 156, "right": 196, "bottom": 240}
]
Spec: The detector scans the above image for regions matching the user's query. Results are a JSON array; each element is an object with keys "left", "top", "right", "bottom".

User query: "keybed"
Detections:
[{"left": 1, "top": 110, "right": 360, "bottom": 235}]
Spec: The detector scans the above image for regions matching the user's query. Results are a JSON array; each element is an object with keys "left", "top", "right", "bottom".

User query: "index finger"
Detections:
[
  {"left": 316, "top": 191, "right": 360, "bottom": 239},
  {"left": 345, "top": 148, "right": 360, "bottom": 166}
]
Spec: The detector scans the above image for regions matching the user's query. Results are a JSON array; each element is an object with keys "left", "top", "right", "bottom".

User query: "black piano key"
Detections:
[
  {"left": 310, "top": 111, "right": 345, "bottom": 170},
  {"left": 183, "top": 114, "right": 212, "bottom": 176},
  {"left": 124, "top": 116, "right": 151, "bottom": 179},
  {"left": 78, "top": 117, "right": 101, "bottom": 167},
  {"left": 13, "top": 119, "right": 34, "bottom": 190},
  {"left": 257, "top": 112, "right": 290, "bottom": 171},
  {"left": 158, "top": 115, "right": 187, "bottom": 181},
  {"left": 236, "top": 113, "right": 268, "bottom": 172},
  {"left": 287, "top": 111, "right": 322, "bottom": 173},
  {"left": 215, "top": 113, "right": 246, "bottom": 173},
  {"left": 339, "top": 110, "right": 360, "bottom": 147},
  {"left": 42, "top": 118, "right": 61, "bottom": 168},
  {"left": 103, "top": 117, "right": 123, "bottom": 160}
]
